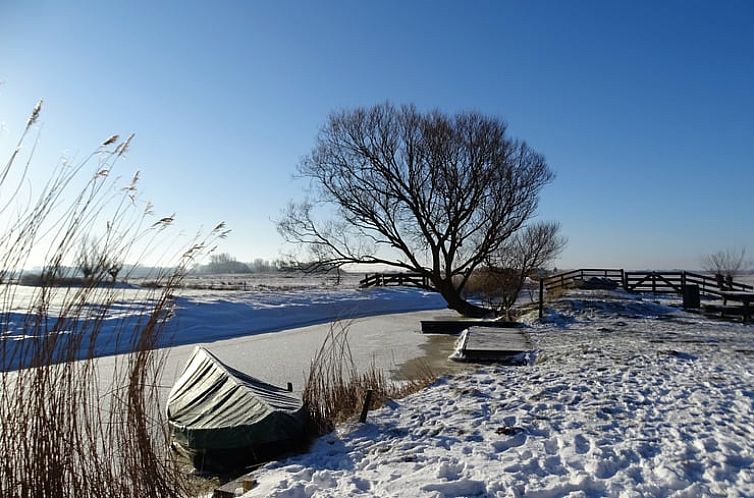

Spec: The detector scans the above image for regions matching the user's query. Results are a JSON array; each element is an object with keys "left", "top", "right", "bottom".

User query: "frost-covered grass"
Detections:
[{"left": 242, "top": 290, "right": 754, "bottom": 498}]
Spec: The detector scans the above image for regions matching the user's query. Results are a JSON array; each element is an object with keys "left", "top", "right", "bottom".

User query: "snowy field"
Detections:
[{"left": 244, "top": 290, "right": 754, "bottom": 498}]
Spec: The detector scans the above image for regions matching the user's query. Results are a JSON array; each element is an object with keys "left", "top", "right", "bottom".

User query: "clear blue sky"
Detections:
[{"left": 2, "top": 1, "right": 753, "bottom": 270}]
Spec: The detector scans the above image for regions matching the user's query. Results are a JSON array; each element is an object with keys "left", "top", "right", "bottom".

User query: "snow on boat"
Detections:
[{"left": 166, "top": 347, "right": 308, "bottom": 472}]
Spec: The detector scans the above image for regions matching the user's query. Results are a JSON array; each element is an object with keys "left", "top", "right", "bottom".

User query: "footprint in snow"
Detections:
[
  {"left": 495, "top": 426, "right": 524, "bottom": 436},
  {"left": 435, "top": 460, "right": 464, "bottom": 480},
  {"left": 573, "top": 434, "right": 591, "bottom": 454},
  {"left": 349, "top": 477, "right": 371, "bottom": 492},
  {"left": 421, "top": 479, "right": 486, "bottom": 497},
  {"left": 491, "top": 431, "right": 527, "bottom": 452}
]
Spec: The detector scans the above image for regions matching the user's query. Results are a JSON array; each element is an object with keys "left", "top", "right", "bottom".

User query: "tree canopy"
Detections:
[{"left": 278, "top": 103, "right": 554, "bottom": 316}]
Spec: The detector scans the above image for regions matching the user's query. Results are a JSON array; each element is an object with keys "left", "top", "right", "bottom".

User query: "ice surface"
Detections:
[{"left": 2, "top": 283, "right": 447, "bottom": 370}]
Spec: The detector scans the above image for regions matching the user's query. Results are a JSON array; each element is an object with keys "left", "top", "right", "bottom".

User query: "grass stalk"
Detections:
[{"left": 0, "top": 102, "right": 224, "bottom": 497}]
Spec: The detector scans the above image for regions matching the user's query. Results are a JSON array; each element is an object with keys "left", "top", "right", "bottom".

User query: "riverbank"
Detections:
[{"left": 241, "top": 290, "right": 754, "bottom": 497}]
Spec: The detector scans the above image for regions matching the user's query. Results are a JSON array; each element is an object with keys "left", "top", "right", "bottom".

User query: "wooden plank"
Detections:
[
  {"left": 460, "top": 326, "right": 532, "bottom": 362},
  {"left": 421, "top": 320, "right": 521, "bottom": 334},
  {"left": 704, "top": 304, "right": 749, "bottom": 315},
  {"left": 719, "top": 291, "right": 754, "bottom": 321},
  {"left": 719, "top": 291, "right": 754, "bottom": 302}
]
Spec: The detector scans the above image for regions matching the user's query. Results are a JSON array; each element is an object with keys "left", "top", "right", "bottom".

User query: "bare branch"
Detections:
[
  {"left": 468, "top": 221, "right": 565, "bottom": 317},
  {"left": 278, "top": 103, "right": 556, "bottom": 316},
  {"left": 701, "top": 248, "right": 751, "bottom": 285}
]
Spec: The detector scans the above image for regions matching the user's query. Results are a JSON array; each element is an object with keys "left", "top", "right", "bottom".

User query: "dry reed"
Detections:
[
  {"left": 303, "top": 320, "right": 436, "bottom": 435},
  {"left": 0, "top": 102, "right": 224, "bottom": 497}
]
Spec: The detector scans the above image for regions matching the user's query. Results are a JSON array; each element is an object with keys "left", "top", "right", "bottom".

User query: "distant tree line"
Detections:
[
  {"left": 17, "top": 252, "right": 324, "bottom": 285},
  {"left": 192, "top": 253, "right": 292, "bottom": 274}
]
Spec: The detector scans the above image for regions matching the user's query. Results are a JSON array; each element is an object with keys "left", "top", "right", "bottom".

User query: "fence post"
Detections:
[
  {"left": 359, "top": 389, "right": 374, "bottom": 423},
  {"left": 621, "top": 269, "right": 627, "bottom": 290},
  {"left": 539, "top": 279, "right": 544, "bottom": 320}
]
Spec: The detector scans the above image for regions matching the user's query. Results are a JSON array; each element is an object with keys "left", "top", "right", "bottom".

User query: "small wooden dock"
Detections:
[
  {"left": 455, "top": 326, "right": 532, "bottom": 362},
  {"left": 421, "top": 319, "right": 521, "bottom": 334}
]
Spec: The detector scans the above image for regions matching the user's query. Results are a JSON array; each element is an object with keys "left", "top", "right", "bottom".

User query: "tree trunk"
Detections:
[{"left": 434, "top": 279, "right": 492, "bottom": 318}]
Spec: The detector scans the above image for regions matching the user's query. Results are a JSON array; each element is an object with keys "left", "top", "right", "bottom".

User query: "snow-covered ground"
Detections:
[{"left": 243, "top": 290, "right": 754, "bottom": 498}]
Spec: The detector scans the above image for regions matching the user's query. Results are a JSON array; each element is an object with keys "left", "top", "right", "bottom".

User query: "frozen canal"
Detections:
[
  {"left": 98, "top": 307, "right": 462, "bottom": 405},
  {"left": 3, "top": 275, "right": 482, "bottom": 412}
]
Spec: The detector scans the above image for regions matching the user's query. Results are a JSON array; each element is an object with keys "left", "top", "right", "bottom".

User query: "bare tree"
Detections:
[
  {"left": 470, "top": 222, "right": 565, "bottom": 317},
  {"left": 277, "top": 103, "right": 554, "bottom": 316},
  {"left": 702, "top": 248, "right": 751, "bottom": 289},
  {"left": 76, "top": 239, "right": 98, "bottom": 281},
  {"left": 76, "top": 238, "right": 123, "bottom": 283},
  {"left": 106, "top": 260, "right": 123, "bottom": 283}
]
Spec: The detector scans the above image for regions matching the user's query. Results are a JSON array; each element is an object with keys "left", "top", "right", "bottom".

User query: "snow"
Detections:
[
  {"left": 2, "top": 283, "right": 446, "bottom": 370},
  {"left": 7, "top": 276, "right": 754, "bottom": 495},
  {"left": 170, "top": 286, "right": 446, "bottom": 344},
  {"left": 241, "top": 290, "right": 754, "bottom": 498}
]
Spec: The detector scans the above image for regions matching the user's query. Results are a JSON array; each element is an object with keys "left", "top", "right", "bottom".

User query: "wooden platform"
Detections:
[
  {"left": 421, "top": 320, "right": 521, "bottom": 334},
  {"left": 456, "top": 326, "right": 532, "bottom": 362}
]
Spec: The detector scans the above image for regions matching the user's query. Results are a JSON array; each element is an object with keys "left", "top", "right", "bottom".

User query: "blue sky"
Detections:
[{"left": 1, "top": 1, "right": 753, "bottom": 270}]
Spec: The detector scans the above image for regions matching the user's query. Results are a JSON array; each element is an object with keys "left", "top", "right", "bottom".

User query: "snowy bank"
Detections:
[
  {"left": 243, "top": 290, "right": 754, "bottom": 497},
  {"left": 170, "top": 287, "right": 447, "bottom": 344},
  {"left": 2, "top": 286, "right": 446, "bottom": 370}
]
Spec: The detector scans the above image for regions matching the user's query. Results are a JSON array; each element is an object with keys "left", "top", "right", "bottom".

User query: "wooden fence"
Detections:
[
  {"left": 360, "top": 268, "right": 753, "bottom": 300},
  {"left": 543, "top": 268, "right": 753, "bottom": 297},
  {"left": 543, "top": 268, "right": 624, "bottom": 292},
  {"left": 359, "top": 272, "right": 434, "bottom": 291}
]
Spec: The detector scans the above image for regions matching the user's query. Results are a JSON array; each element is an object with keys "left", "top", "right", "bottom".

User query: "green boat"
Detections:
[{"left": 166, "top": 347, "right": 308, "bottom": 472}]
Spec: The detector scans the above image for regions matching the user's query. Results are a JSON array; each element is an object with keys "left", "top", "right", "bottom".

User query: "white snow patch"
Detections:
[{"left": 448, "top": 328, "right": 468, "bottom": 361}]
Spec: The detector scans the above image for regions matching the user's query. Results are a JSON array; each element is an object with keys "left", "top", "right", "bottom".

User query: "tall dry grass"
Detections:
[
  {"left": 303, "top": 320, "right": 436, "bottom": 435},
  {"left": 0, "top": 101, "right": 225, "bottom": 497}
]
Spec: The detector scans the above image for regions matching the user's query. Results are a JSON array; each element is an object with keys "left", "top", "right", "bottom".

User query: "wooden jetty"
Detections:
[
  {"left": 421, "top": 319, "right": 521, "bottom": 334},
  {"left": 455, "top": 326, "right": 532, "bottom": 362}
]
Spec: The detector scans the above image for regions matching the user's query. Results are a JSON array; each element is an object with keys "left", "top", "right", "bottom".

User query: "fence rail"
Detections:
[
  {"left": 544, "top": 268, "right": 753, "bottom": 297},
  {"left": 544, "top": 269, "right": 624, "bottom": 292},
  {"left": 361, "top": 268, "right": 753, "bottom": 301},
  {"left": 359, "top": 272, "right": 434, "bottom": 291}
]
